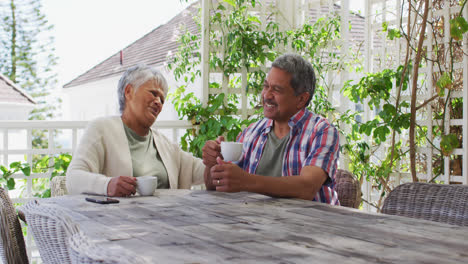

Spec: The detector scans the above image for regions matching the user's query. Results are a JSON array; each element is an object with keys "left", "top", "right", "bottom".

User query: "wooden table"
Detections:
[{"left": 29, "top": 190, "right": 468, "bottom": 263}]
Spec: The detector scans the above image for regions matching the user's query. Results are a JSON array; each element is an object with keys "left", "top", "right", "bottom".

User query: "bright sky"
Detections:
[
  {"left": 42, "top": 0, "right": 195, "bottom": 87},
  {"left": 42, "top": 0, "right": 363, "bottom": 88}
]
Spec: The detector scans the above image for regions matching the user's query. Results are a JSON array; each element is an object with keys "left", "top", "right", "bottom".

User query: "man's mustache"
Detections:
[{"left": 263, "top": 99, "right": 277, "bottom": 106}]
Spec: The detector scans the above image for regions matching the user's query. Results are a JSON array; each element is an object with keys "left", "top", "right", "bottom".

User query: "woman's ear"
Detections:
[{"left": 124, "top": 84, "right": 133, "bottom": 100}]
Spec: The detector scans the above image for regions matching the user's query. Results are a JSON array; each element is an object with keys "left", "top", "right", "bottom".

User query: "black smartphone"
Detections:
[{"left": 85, "top": 197, "right": 120, "bottom": 204}]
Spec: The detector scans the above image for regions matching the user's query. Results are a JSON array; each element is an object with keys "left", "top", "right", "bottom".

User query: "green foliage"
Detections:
[
  {"left": 0, "top": 162, "right": 30, "bottom": 190},
  {"left": 168, "top": 0, "right": 345, "bottom": 158},
  {"left": 343, "top": 64, "right": 410, "bottom": 110},
  {"left": 449, "top": 16, "right": 468, "bottom": 40},
  {"left": 340, "top": 2, "right": 467, "bottom": 204},
  {"left": 440, "top": 134, "right": 459, "bottom": 156},
  {"left": 435, "top": 72, "right": 453, "bottom": 97},
  {"left": 170, "top": 86, "right": 256, "bottom": 157},
  {"left": 210, "top": 0, "right": 283, "bottom": 75},
  {"left": 169, "top": 0, "right": 465, "bottom": 209},
  {"left": 339, "top": 64, "right": 412, "bottom": 199},
  {"left": 168, "top": 0, "right": 280, "bottom": 156},
  {"left": 1, "top": 153, "right": 71, "bottom": 198},
  {"left": 288, "top": 16, "right": 343, "bottom": 116},
  {"left": 382, "top": 22, "right": 402, "bottom": 40},
  {"left": 342, "top": 65, "right": 411, "bottom": 147}
]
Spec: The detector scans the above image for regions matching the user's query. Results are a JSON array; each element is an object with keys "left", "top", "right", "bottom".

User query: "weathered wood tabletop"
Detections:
[{"left": 36, "top": 190, "right": 467, "bottom": 263}]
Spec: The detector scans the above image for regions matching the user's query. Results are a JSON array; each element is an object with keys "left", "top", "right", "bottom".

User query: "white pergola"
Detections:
[
  {"left": 0, "top": 1, "right": 466, "bottom": 260},
  {"left": 199, "top": 0, "right": 468, "bottom": 209},
  {"left": 0, "top": 0, "right": 466, "bottom": 207}
]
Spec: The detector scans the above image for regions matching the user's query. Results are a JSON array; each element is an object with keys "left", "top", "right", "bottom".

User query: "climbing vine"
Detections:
[{"left": 169, "top": 0, "right": 467, "bottom": 210}]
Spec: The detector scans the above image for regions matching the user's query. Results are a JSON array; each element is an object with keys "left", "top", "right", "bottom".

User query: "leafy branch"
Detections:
[
  {"left": 0, "top": 162, "right": 31, "bottom": 190},
  {"left": 0, "top": 153, "right": 71, "bottom": 198}
]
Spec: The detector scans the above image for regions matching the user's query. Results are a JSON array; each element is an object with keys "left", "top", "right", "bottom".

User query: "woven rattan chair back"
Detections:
[
  {"left": 20, "top": 201, "right": 79, "bottom": 264},
  {"left": 382, "top": 182, "right": 468, "bottom": 226},
  {"left": 50, "top": 176, "right": 68, "bottom": 197},
  {"left": 69, "top": 231, "right": 147, "bottom": 264},
  {"left": 0, "top": 187, "right": 29, "bottom": 264},
  {"left": 334, "top": 169, "right": 362, "bottom": 208}
]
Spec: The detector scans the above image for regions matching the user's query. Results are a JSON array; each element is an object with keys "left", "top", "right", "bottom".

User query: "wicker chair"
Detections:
[
  {"left": 381, "top": 182, "right": 468, "bottom": 226},
  {"left": 69, "top": 231, "right": 147, "bottom": 264},
  {"left": 0, "top": 187, "right": 29, "bottom": 264},
  {"left": 334, "top": 169, "right": 362, "bottom": 208},
  {"left": 51, "top": 176, "right": 68, "bottom": 197},
  {"left": 20, "top": 201, "right": 79, "bottom": 264}
]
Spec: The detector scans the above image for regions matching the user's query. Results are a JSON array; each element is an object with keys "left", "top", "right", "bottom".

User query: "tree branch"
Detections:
[
  {"left": 409, "top": 0, "right": 429, "bottom": 183},
  {"left": 416, "top": 94, "right": 438, "bottom": 111}
]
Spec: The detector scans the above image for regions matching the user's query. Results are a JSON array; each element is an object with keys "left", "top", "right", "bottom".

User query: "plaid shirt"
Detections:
[{"left": 236, "top": 108, "right": 340, "bottom": 205}]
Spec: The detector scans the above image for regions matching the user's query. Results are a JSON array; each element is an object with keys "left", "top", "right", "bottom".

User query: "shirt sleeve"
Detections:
[
  {"left": 234, "top": 129, "right": 247, "bottom": 168},
  {"left": 303, "top": 121, "right": 340, "bottom": 185}
]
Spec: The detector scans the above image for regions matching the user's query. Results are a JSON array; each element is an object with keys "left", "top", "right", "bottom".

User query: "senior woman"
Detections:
[{"left": 66, "top": 64, "right": 205, "bottom": 196}]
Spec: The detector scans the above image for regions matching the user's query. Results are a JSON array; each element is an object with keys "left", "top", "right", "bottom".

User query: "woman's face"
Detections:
[{"left": 123, "top": 79, "right": 165, "bottom": 129}]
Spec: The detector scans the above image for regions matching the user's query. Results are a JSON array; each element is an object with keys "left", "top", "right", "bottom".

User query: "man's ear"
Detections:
[
  {"left": 124, "top": 84, "right": 133, "bottom": 100},
  {"left": 297, "top": 92, "right": 310, "bottom": 109}
]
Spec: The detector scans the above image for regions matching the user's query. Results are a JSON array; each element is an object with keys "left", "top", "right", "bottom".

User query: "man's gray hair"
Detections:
[
  {"left": 117, "top": 64, "right": 169, "bottom": 114},
  {"left": 271, "top": 53, "right": 316, "bottom": 107}
]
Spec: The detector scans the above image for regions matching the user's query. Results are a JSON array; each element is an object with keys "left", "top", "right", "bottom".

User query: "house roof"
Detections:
[
  {"left": 64, "top": 2, "right": 365, "bottom": 89},
  {"left": 0, "top": 73, "right": 36, "bottom": 104},
  {"left": 63, "top": 2, "right": 199, "bottom": 88}
]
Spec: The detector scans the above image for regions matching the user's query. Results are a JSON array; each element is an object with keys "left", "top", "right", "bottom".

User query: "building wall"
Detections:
[
  {"left": 62, "top": 76, "right": 120, "bottom": 121},
  {"left": 62, "top": 66, "right": 201, "bottom": 122},
  {"left": 0, "top": 102, "right": 34, "bottom": 120}
]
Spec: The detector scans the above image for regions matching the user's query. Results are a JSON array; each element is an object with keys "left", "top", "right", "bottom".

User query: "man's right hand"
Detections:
[
  {"left": 202, "top": 136, "right": 224, "bottom": 168},
  {"left": 107, "top": 176, "right": 137, "bottom": 197}
]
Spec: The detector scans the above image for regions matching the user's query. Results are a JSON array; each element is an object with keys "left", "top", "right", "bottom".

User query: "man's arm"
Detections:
[
  {"left": 250, "top": 165, "right": 327, "bottom": 200},
  {"left": 210, "top": 158, "right": 327, "bottom": 200}
]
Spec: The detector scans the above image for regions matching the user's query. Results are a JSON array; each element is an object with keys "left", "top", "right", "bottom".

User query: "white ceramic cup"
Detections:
[
  {"left": 136, "top": 176, "right": 158, "bottom": 196},
  {"left": 220, "top": 142, "right": 243, "bottom": 162}
]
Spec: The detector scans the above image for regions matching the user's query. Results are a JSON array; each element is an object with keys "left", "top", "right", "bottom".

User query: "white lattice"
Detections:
[
  {"left": 201, "top": 0, "right": 353, "bottom": 136},
  {"left": 200, "top": 0, "right": 466, "bottom": 211},
  {"left": 362, "top": 0, "right": 467, "bottom": 209}
]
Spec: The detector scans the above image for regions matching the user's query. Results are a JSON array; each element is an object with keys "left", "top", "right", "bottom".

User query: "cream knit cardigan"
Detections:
[{"left": 66, "top": 116, "right": 205, "bottom": 195}]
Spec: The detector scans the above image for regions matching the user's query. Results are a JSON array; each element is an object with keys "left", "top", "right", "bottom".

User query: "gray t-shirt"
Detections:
[
  {"left": 123, "top": 124, "right": 169, "bottom": 189},
  {"left": 255, "top": 132, "right": 290, "bottom": 177}
]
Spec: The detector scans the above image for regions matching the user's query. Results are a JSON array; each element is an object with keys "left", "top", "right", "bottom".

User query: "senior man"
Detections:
[{"left": 202, "top": 54, "right": 340, "bottom": 204}]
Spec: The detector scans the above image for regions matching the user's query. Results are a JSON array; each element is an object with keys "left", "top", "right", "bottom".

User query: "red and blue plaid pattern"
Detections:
[{"left": 236, "top": 108, "right": 340, "bottom": 205}]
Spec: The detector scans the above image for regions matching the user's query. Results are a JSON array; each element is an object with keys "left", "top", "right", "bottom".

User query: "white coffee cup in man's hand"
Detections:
[
  {"left": 220, "top": 142, "right": 243, "bottom": 162},
  {"left": 136, "top": 176, "right": 158, "bottom": 196}
]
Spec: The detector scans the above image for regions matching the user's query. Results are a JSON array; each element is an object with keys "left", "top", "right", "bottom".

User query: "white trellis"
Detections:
[
  {"left": 366, "top": 0, "right": 467, "bottom": 183},
  {"left": 200, "top": 0, "right": 467, "bottom": 210},
  {"left": 201, "top": 0, "right": 353, "bottom": 158}
]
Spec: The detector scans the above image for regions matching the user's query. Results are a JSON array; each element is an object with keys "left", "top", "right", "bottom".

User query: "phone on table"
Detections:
[{"left": 85, "top": 197, "right": 120, "bottom": 204}]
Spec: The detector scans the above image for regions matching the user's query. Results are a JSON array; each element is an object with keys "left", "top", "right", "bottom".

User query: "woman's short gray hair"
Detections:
[
  {"left": 271, "top": 53, "right": 316, "bottom": 107},
  {"left": 117, "top": 64, "right": 168, "bottom": 114}
]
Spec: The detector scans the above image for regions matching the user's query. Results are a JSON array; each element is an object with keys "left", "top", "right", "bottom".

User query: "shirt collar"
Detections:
[{"left": 288, "top": 108, "right": 309, "bottom": 128}]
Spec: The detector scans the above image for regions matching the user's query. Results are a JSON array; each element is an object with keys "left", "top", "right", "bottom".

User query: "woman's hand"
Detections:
[
  {"left": 107, "top": 176, "right": 137, "bottom": 197},
  {"left": 202, "top": 136, "right": 224, "bottom": 168}
]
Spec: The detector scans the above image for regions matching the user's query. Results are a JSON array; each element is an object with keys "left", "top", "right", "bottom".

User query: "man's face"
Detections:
[
  {"left": 125, "top": 79, "right": 165, "bottom": 128},
  {"left": 262, "top": 67, "right": 309, "bottom": 123}
]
